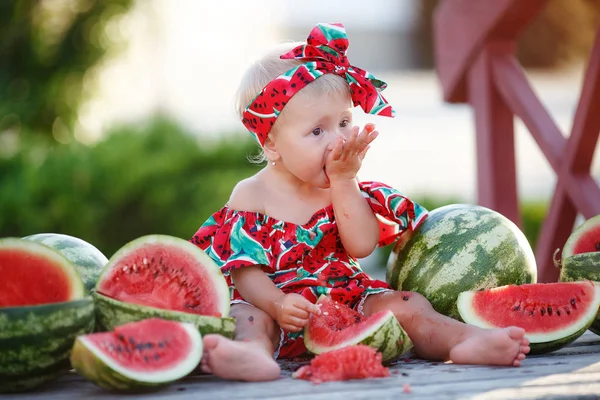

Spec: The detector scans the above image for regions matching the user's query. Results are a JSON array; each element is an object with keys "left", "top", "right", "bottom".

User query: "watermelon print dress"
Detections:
[{"left": 190, "top": 181, "right": 428, "bottom": 359}]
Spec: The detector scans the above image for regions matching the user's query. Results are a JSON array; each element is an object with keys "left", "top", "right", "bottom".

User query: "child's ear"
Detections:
[{"left": 262, "top": 135, "right": 280, "bottom": 161}]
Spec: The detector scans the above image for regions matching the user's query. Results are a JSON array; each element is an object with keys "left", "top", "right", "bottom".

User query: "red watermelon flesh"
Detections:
[
  {"left": 83, "top": 318, "right": 194, "bottom": 373},
  {"left": 571, "top": 225, "right": 600, "bottom": 254},
  {"left": 563, "top": 214, "right": 600, "bottom": 260},
  {"left": 458, "top": 281, "right": 600, "bottom": 343},
  {"left": 0, "top": 239, "right": 84, "bottom": 307},
  {"left": 96, "top": 236, "right": 230, "bottom": 318},
  {"left": 293, "top": 345, "right": 390, "bottom": 384}
]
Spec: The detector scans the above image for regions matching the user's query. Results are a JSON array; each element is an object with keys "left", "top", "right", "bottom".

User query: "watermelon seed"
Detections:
[
  {"left": 547, "top": 307, "right": 552, "bottom": 316},
  {"left": 248, "top": 316, "right": 254, "bottom": 322},
  {"left": 158, "top": 342, "right": 166, "bottom": 348},
  {"left": 596, "top": 242, "right": 600, "bottom": 251},
  {"left": 144, "top": 356, "right": 149, "bottom": 363},
  {"left": 529, "top": 311, "right": 534, "bottom": 316},
  {"left": 118, "top": 334, "right": 125, "bottom": 341},
  {"left": 154, "top": 354, "right": 160, "bottom": 361},
  {"left": 571, "top": 298, "right": 577, "bottom": 307},
  {"left": 129, "top": 337, "right": 136, "bottom": 345},
  {"left": 143, "top": 258, "right": 148, "bottom": 265},
  {"left": 403, "top": 295, "right": 409, "bottom": 301},
  {"left": 556, "top": 310, "right": 561, "bottom": 316},
  {"left": 541, "top": 308, "right": 546, "bottom": 316},
  {"left": 566, "top": 308, "right": 571, "bottom": 315},
  {"left": 513, "top": 305, "right": 520, "bottom": 311},
  {"left": 122, "top": 266, "right": 128, "bottom": 272}
]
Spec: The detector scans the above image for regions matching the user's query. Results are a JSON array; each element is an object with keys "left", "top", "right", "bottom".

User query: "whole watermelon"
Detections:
[{"left": 386, "top": 204, "right": 537, "bottom": 320}]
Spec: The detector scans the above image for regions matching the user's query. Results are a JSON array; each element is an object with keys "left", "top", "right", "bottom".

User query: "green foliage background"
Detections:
[{"left": 0, "top": 117, "right": 548, "bottom": 261}]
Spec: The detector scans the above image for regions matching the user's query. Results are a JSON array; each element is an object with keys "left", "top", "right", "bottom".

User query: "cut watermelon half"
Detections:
[
  {"left": 71, "top": 318, "right": 202, "bottom": 391},
  {"left": 304, "top": 296, "right": 411, "bottom": 362},
  {"left": 96, "top": 235, "right": 230, "bottom": 318},
  {"left": 0, "top": 238, "right": 84, "bottom": 307},
  {"left": 457, "top": 281, "right": 600, "bottom": 354},
  {"left": 562, "top": 214, "right": 600, "bottom": 260}
]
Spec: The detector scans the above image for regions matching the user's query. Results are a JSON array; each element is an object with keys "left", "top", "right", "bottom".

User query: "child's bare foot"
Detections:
[
  {"left": 199, "top": 334, "right": 281, "bottom": 381},
  {"left": 449, "top": 327, "right": 530, "bottom": 367}
]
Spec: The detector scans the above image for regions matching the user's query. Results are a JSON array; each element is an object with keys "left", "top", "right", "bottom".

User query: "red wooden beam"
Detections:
[
  {"left": 434, "top": 0, "right": 547, "bottom": 103},
  {"left": 468, "top": 42, "right": 520, "bottom": 224},
  {"left": 536, "top": 27, "right": 600, "bottom": 282}
]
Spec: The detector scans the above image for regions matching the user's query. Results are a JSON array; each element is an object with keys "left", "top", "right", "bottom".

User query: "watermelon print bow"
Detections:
[{"left": 242, "top": 22, "right": 396, "bottom": 146}]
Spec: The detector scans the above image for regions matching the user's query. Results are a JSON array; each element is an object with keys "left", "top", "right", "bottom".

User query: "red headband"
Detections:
[{"left": 242, "top": 22, "right": 396, "bottom": 146}]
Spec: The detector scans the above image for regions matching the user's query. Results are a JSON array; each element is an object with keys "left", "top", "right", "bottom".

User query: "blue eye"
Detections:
[{"left": 312, "top": 128, "right": 324, "bottom": 136}]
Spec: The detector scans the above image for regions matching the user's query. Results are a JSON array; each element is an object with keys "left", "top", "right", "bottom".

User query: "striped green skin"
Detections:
[
  {"left": 93, "top": 292, "right": 235, "bottom": 338},
  {"left": 0, "top": 297, "right": 95, "bottom": 393},
  {"left": 386, "top": 204, "right": 537, "bottom": 320},
  {"left": 24, "top": 233, "right": 108, "bottom": 292},
  {"left": 559, "top": 252, "right": 600, "bottom": 335}
]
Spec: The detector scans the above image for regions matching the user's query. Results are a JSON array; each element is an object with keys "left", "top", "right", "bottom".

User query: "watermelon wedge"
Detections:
[
  {"left": 304, "top": 296, "right": 412, "bottom": 362},
  {"left": 562, "top": 214, "right": 600, "bottom": 260},
  {"left": 457, "top": 281, "right": 600, "bottom": 354},
  {"left": 96, "top": 235, "right": 230, "bottom": 318},
  {"left": 71, "top": 318, "right": 203, "bottom": 391}
]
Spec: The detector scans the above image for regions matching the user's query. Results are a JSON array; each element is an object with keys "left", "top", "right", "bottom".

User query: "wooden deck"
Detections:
[{"left": 11, "top": 331, "right": 600, "bottom": 399}]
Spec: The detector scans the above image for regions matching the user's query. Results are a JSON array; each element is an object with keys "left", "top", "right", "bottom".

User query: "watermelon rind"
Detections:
[
  {"left": 0, "top": 297, "right": 95, "bottom": 393},
  {"left": 23, "top": 233, "right": 108, "bottom": 292},
  {"left": 71, "top": 321, "right": 202, "bottom": 391},
  {"left": 562, "top": 214, "right": 600, "bottom": 260},
  {"left": 93, "top": 292, "right": 235, "bottom": 338},
  {"left": 456, "top": 282, "right": 600, "bottom": 354},
  {"left": 386, "top": 204, "right": 537, "bottom": 320},
  {"left": 304, "top": 296, "right": 412, "bottom": 362},
  {"left": 0, "top": 237, "right": 86, "bottom": 303},
  {"left": 559, "top": 252, "right": 600, "bottom": 335},
  {"left": 96, "top": 234, "right": 230, "bottom": 318}
]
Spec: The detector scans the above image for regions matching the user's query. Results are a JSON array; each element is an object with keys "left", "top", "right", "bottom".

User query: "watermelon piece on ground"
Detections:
[
  {"left": 71, "top": 318, "right": 203, "bottom": 391},
  {"left": 304, "top": 295, "right": 412, "bottom": 362},
  {"left": 292, "top": 345, "right": 390, "bottom": 384},
  {"left": 24, "top": 233, "right": 108, "bottom": 292},
  {"left": 96, "top": 235, "right": 230, "bottom": 318},
  {"left": 457, "top": 281, "right": 600, "bottom": 354},
  {"left": 387, "top": 204, "right": 537, "bottom": 320},
  {"left": 93, "top": 292, "right": 235, "bottom": 338}
]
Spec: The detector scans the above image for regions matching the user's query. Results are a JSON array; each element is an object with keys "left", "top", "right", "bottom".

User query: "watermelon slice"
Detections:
[
  {"left": 457, "top": 281, "right": 600, "bottom": 354},
  {"left": 71, "top": 318, "right": 202, "bottom": 391},
  {"left": 96, "top": 235, "right": 230, "bottom": 318},
  {"left": 562, "top": 214, "right": 600, "bottom": 260},
  {"left": 304, "top": 296, "right": 412, "bottom": 362}
]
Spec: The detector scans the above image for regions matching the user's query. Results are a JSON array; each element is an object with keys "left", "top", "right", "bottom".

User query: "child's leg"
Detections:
[
  {"left": 200, "top": 303, "right": 281, "bottom": 381},
  {"left": 362, "top": 291, "right": 530, "bottom": 366}
]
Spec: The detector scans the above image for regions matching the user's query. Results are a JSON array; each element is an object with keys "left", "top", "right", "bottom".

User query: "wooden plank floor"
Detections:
[{"left": 10, "top": 332, "right": 600, "bottom": 400}]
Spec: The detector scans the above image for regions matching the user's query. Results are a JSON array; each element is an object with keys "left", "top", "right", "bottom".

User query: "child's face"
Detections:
[{"left": 271, "top": 89, "right": 354, "bottom": 188}]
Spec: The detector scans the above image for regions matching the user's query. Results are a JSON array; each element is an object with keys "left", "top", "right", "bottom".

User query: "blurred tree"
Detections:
[
  {"left": 413, "top": 0, "right": 600, "bottom": 69},
  {"left": 0, "top": 0, "right": 133, "bottom": 139}
]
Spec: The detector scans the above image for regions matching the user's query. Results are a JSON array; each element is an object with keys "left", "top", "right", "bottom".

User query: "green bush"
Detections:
[
  {"left": 0, "top": 117, "right": 260, "bottom": 257},
  {"left": 0, "top": 117, "right": 548, "bottom": 261}
]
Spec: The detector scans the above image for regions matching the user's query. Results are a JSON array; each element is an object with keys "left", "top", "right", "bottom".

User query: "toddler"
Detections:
[{"left": 190, "top": 22, "right": 529, "bottom": 381}]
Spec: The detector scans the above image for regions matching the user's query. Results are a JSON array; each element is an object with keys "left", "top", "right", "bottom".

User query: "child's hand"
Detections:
[
  {"left": 325, "top": 123, "right": 378, "bottom": 184},
  {"left": 274, "top": 293, "right": 321, "bottom": 332}
]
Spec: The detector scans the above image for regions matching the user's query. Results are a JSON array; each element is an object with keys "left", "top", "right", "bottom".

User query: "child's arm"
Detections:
[
  {"left": 330, "top": 178, "right": 379, "bottom": 258},
  {"left": 326, "top": 124, "right": 380, "bottom": 258},
  {"left": 231, "top": 266, "right": 320, "bottom": 331}
]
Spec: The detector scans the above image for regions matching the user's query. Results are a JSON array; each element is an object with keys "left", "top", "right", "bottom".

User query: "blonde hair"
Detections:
[{"left": 235, "top": 42, "right": 351, "bottom": 164}]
